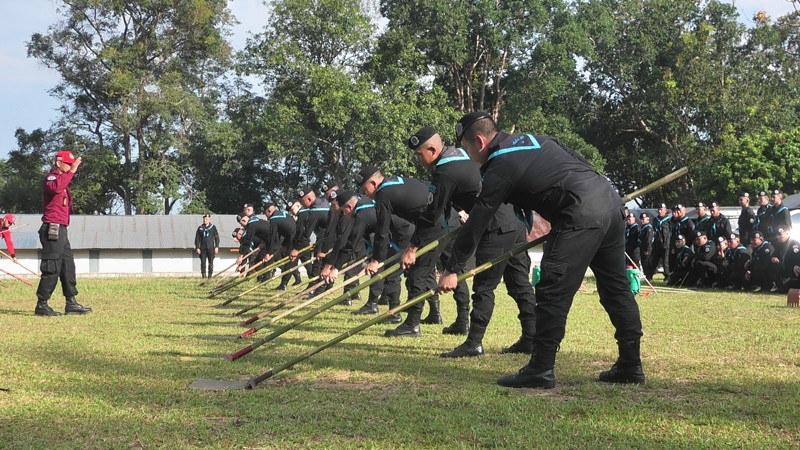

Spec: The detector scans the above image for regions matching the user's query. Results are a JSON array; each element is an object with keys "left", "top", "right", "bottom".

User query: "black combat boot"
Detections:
[
  {"left": 384, "top": 322, "right": 421, "bottom": 337},
  {"left": 65, "top": 296, "right": 93, "bottom": 315},
  {"left": 420, "top": 297, "right": 442, "bottom": 324},
  {"left": 598, "top": 339, "right": 645, "bottom": 384},
  {"left": 440, "top": 339, "right": 484, "bottom": 358},
  {"left": 275, "top": 284, "right": 288, "bottom": 291},
  {"left": 351, "top": 302, "right": 379, "bottom": 315},
  {"left": 497, "top": 345, "right": 557, "bottom": 389},
  {"left": 501, "top": 317, "right": 536, "bottom": 354},
  {"left": 442, "top": 304, "right": 469, "bottom": 335},
  {"left": 35, "top": 300, "right": 61, "bottom": 317},
  {"left": 441, "top": 324, "right": 486, "bottom": 358}
]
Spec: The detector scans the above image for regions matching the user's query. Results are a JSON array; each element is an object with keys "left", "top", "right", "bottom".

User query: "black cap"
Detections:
[
  {"left": 695, "top": 230, "right": 706, "bottom": 237},
  {"left": 753, "top": 231, "right": 764, "bottom": 239},
  {"left": 334, "top": 190, "right": 356, "bottom": 207},
  {"left": 657, "top": 203, "right": 667, "bottom": 209},
  {"left": 455, "top": 111, "right": 492, "bottom": 143},
  {"left": 696, "top": 202, "right": 706, "bottom": 208},
  {"left": 321, "top": 178, "right": 340, "bottom": 192},
  {"left": 243, "top": 203, "right": 254, "bottom": 209},
  {"left": 202, "top": 214, "right": 211, "bottom": 218},
  {"left": 676, "top": 234, "right": 685, "bottom": 241},
  {"left": 639, "top": 212, "right": 649, "bottom": 220},
  {"left": 710, "top": 201, "right": 720, "bottom": 208},
  {"left": 717, "top": 236, "right": 726, "bottom": 243},
  {"left": 296, "top": 186, "right": 314, "bottom": 198},
  {"left": 231, "top": 227, "right": 241, "bottom": 238},
  {"left": 407, "top": 126, "right": 438, "bottom": 150},
  {"left": 729, "top": 233, "right": 739, "bottom": 240},
  {"left": 355, "top": 165, "right": 380, "bottom": 185},
  {"left": 772, "top": 189, "right": 782, "bottom": 196},
  {"left": 263, "top": 202, "right": 274, "bottom": 211},
  {"left": 672, "top": 204, "right": 683, "bottom": 211},
  {"left": 235, "top": 214, "right": 245, "bottom": 223},
  {"left": 740, "top": 192, "right": 749, "bottom": 198},
  {"left": 778, "top": 228, "right": 787, "bottom": 234},
  {"left": 758, "top": 191, "right": 768, "bottom": 197}
]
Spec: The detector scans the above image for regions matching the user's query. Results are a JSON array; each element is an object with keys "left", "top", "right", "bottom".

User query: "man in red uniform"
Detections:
[
  {"left": 1, "top": 214, "right": 18, "bottom": 263},
  {"left": 34, "top": 150, "right": 92, "bottom": 316}
]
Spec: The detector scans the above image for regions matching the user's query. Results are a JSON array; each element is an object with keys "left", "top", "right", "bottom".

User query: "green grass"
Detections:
[{"left": 1, "top": 275, "right": 799, "bottom": 448}]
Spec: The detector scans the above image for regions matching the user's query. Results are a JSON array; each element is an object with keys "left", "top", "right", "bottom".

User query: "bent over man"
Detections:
[{"left": 438, "top": 112, "right": 644, "bottom": 389}]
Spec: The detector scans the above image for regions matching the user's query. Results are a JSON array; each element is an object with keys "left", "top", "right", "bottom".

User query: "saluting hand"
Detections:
[{"left": 70, "top": 156, "right": 82, "bottom": 173}]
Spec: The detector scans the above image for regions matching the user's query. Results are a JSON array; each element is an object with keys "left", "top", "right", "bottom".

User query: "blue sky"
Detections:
[{"left": 0, "top": 0, "right": 796, "bottom": 159}]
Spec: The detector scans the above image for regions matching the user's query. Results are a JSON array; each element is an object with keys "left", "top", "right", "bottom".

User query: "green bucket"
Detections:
[
  {"left": 531, "top": 266, "right": 541, "bottom": 286},
  {"left": 626, "top": 268, "right": 641, "bottom": 294}
]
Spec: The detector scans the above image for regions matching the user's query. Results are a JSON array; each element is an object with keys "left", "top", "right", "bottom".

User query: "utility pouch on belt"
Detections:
[{"left": 47, "top": 223, "right": 60, "bottom": 241}]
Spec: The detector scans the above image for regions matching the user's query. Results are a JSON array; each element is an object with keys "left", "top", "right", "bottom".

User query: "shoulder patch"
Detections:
[{"left": 47, "top": 175, "right": 57, "bottom": 181}]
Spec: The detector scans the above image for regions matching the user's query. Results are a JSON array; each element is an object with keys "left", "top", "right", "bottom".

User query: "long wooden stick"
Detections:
[
  {"left": 242, "top": 233, "right": 549, "bottom": 388},
  {"left": 0, "top": 266, "right": 32, "bottom": 286},
  {"left": 226, "top": 229, "right": 459, "bottom": 361},
  {"left": 0, "top": 249, "right": 39, "bottom": 277}
]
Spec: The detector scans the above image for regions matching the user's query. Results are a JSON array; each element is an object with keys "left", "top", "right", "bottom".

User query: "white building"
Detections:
[{"left": 0, "top": 214, "right": 243, "bottom": 279}]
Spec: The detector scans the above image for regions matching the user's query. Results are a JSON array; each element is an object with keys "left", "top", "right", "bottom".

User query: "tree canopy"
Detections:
[{"left": 2, "top": 0, "right": 798, "bottom": 215}]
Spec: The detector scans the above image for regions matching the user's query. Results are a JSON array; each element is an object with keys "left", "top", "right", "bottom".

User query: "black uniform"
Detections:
[
  {"left": 768, "top": 204, "right": 791, "bottom": 238},
  {"left": 694, "top": 214, "right": 712, "bottom": 236},
  {"left": 709, "top": 214, "right": 732, "bottom": 244},
  {"left": 412, "top": 146, "right": 537, "bottom": 350},
  {"left": 624, "top": 220, "right": 640, "bottom": 267},
  {"left": 780, "top": 239, "right": 800, "bottom": 291},
  {"left": 335, "top": 197, "right": 385, "bottom": 307},
  {"left": 754, "top": 204, "right": 772, "bottom": 238},
  {"left": 667, "top": 244, "right": 695, "bottom": 286},
  {"left": 669, "top": 215, "right": 694, "bottom": 273},
  {"left": 771, "top": 236, "right": 791, "bottom": 292},
  {"left": 638, "top": 222, "right": 654, "bottom": 279},
  {"left": 269, "top": 209, "right": 301, "bottom": 287},
  {"left": 691, "top": 238, "right": 717, "bottom": 287},
  {"left": 372, "top": 175, "right": 434, "bottom": 329},
  {"left": 724, "top": 243, "right": 751, "bottom": 290},
  {"left": 446, "top": 132, "right": 642, "bottom": 377},
  {"left": 291, "top": 197, "right": 330, "bottom": 286},
  {"left": 194, "top": 222, "right": 220, "bottom": 278},
  {"left": 649, "top": 213, "right": 671, "bottom": 280},
  {"left": 241, "top": 216, "right": 274, "bottom": 274},
  {"left": 737, "top": 207, "right": 756, "bottom": 245},
  {"left": 748, "top": 240, "right": 776, "bottom": 291}
]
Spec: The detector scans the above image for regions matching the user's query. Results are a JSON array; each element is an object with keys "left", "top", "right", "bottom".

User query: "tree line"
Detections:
[{"left": 1, "top": 0, "right": 799, "bottom": 215}]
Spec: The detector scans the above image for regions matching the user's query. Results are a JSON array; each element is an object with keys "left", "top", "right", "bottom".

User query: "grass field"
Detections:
[{"left": 1, "top": 274, "right": 799, "bottom": 448}]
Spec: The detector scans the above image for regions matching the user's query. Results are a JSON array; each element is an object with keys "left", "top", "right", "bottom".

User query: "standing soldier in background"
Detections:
[
  {"left": 194, "top": 214, "right": 219, "bottom": 279},
  {"left": 638, "top": 213, "right": 653, "bottom": 280},
  {"left": 35, "top": 150, "right": 92, "bottom": 316},
  {"left": 624, "top": 213, "right": 640, "bottom": 268},
  {"left": 768, "top": 190, "right": 791, "bottom": 239},
  {"left": 753, "top": 191, "right": 772, "bottom": 239},
  {"left": 737, "top": 193, "right": 755, "bottom": 246},
  {"left": 693, "top": 202, "right": 712, "bottom": 235},
  {"left": 648, "top": 203, "right": 671, "bottom": 281},
  {"left": 1, "top": 214, "right": 19, "bottom": 263},
  {"left": 708, "top": 202, "right": 732, "bottom": 243},
  {"left": 669, "top": 204, "right": 694, "bottom": 273}
]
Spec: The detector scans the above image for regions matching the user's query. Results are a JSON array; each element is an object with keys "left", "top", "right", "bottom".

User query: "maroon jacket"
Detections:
[{"left": 41, "top": 168, "right": 74, "bottom": 226}]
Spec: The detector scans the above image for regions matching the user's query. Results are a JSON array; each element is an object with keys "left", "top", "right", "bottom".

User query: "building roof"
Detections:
[{"left": 3, "top": 214, "right": 244, "bottom": 250}]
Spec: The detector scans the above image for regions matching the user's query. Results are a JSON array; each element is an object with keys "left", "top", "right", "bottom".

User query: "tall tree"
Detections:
[{"left": 28, "top": 0, "right": 233, "bottom": 214}]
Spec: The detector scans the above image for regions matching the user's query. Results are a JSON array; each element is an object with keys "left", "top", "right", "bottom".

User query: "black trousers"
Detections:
[
  {"left": 534, "top": 209, "right": 643, "bottom": 356},
  {"left": 280, "top": 249, "right": 304, "bottom": 285},
  {"left": 439, "top": 240, "right": 470, "bottom": 319},
  {"left": 36, "top": 223, "right": 78, "bottom": 302},
  {"left": 647, "top": 244, "right": 669, "bottom": 280},
  {"left": 403, "top": 243, "right": 442, "bottom": 326},
  {"left": 199, "top": 248, "right": 215, "bottom": 277},
  {"left": 469, "top": 226, "right": 536, "bottom": 340}
]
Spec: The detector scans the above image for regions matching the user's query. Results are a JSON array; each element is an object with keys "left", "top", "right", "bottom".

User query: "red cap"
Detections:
[
  {"left": 3, "top": 214, "right": 15, "bottom": 224},
  {"left": 56, "top": 150, "right": 77, "bottom": 164}
]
